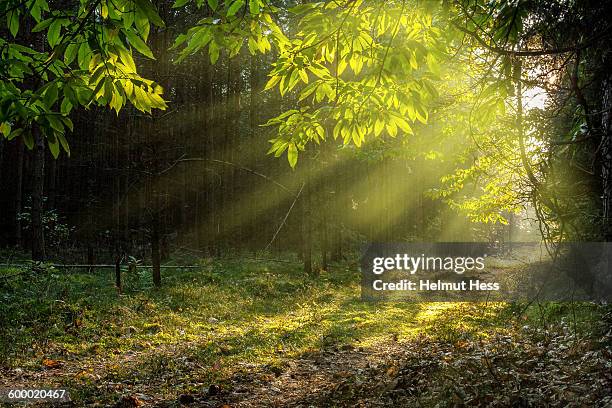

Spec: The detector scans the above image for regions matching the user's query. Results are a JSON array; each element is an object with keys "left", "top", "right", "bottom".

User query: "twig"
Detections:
[{"left": 265, "top": 182, "right": 305, "bottom": 251}]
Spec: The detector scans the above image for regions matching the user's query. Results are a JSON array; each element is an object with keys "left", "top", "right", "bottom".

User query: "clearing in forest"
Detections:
[{"left": 1, "top": 256, "right": 610, "bottom": 407}]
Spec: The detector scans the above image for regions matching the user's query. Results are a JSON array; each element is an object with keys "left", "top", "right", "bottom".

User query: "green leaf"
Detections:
[
  {"left": 171, "top": 33, "right": 187, "bottom": 50},
  {"left": 352, "top": 125, "right": 362, "bottom": 147},
  {"left": 247, "top": 36, "right": 259, "bottom": 55},
  {"left": 287, "top": 143, "right": 298, "bottom": 168},
  {"left": 209, "top": 40, "right": 220, "bottom": 64},
  {"left": 298, "top": 69, "right": 309, "bottom": 84},
  {"left": 47, "top": 115, "right": 63, "bottom": 132},
  {"left": 48, "top": 136, "right": 60, "bottom": 158},
  {"left": 135, "top": 9, "right": 150, "bottom": 40},
  {"left": 249, "top": 0, "right": 260, "bottom": 14},
  {"left": 22, "top": 130, "right": 34, "bottom": 149},
  {"left": 8, "top": 10, "right": 19, "bottom": 37},
  {"left": 30, "top": 0, "right": 43, "bottom": 22},
  {"left": 135, "top": 0, "right": 165, "bottom": 27},
  {"left": 386, "top": 121, "right": 397, "bottom": 137},
  {"left": 406, "top": 101, "right": 416, "bottom": 121},
  {"left": 117, "top": 46, "right": 137, "bottom": 72},
  {"left": 415, "top": 104, "right": 428, "bottom": 124},
  {"left": 60, "top": 98, "right": 73, "bottom": 115},
  {"left": 207, "top": 0, "right": 218, "bottom": 11},
  {"left": 173, "top": 0, "right": 190, "bottom": 8},
  {"left": 47, "top": 20, "right": 62, "bottom": 47},
  {"left": 7, "top": 128, "right": 23, "bottom": 141},
  {"left": 64, "top": 43, "right": 79, "bottom": 65},
  {"left": 264, "top": 75, "right": 280, "bottom": 91},
  {"left": 393, "top": 115, "right": 413, "bottom": 134},
  {"left": 333, "top": 121, "right": 343, "bottom": 140},
  {"left": 287, "top": 68, "right": 300, "bottom": 91},
  {"left": 78, "top": 42, "right": 92, "bottom": 69},
  {"left": 43, "top": 83, "right": 59, "bottom": 106},
  {"left": 125, "top": 30, "right": 155, "bottom": 59},
  {"left": 32, "top": 18, "right": 53, "bottom": 33},
  {"left": 374, "top": 118, "right": 384, "bottom": 136},
  {"left": 61, "top": 116, "right": 73, "bottom": 132},
  {"left": 122, "top": 8, "right": 134, "bottom": 28},
  {"left": 57, "top": 131, "right": 70, "bottom": 156},
  {"left": 298, "top": 82, "right": 317, "bottom": 101},
  {"left": 227, "top": 0, "right": 245, "bottom": 17},
  {"left": 0, "top": 122, "right": 11, "bottom": 137}
]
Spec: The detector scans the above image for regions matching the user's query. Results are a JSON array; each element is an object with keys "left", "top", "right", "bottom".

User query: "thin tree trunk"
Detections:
[
  {"left": 321, "top": 205, "right": 328, "bottom": 270},
  {"left": 601, "top": 74, "right": 612, "bottom": 240},
  {"left": 31, "top": 128, "right": 46, "bottom": 260},
  {"left": 151, "top": 214, "right": 161, "bottom": 287},
  {"left": 115, "top": 256, "right": 122, "bottom": 292},
  {"left": 123, "top": 115, "right": 131, "bottom": 244},
  {"left": 331, "top": 165, "right": 343, "bottom": 261},
  {"left": 204, "top": 60, "right": 214, "bottom": 253},
  {"left": 225, "top": 55, "right": 241, "bottom": 248},
  {"left": 87, "top": 246, "right": 95, "bottom": 273},
  {"left": 14, "top": 138, "right": 24, "bottom": 247},
  {"left": 303, "top": 157, "right": 314, "bottom": 276},
  {"left": 47, "top": 153, "right": 57, "bottom": 209}
]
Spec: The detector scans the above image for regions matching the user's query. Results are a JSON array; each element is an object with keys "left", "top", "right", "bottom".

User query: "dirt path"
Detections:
[
  {"left": 157, "top": 329, "right": 611, "bottom": 408},
  {"left": 170, "top": 340, "right": 406, "bottom": 408}
]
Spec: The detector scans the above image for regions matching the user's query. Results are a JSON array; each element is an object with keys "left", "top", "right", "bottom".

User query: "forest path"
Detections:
[
  {"left": 211, "top": 341, "right": 403, "bottom": 408},
  {"left": 159, "top": 324, "right": 610, "bottom": 408}
]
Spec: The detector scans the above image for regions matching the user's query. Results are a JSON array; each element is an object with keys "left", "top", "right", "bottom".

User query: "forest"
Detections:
[{"left": 0, "top": 0, "right": 611, "bottom": 406}]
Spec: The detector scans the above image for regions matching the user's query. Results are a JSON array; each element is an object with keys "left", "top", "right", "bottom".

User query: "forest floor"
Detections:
[{"left": 0, "top": 253, "right": 611, "bottom": 407}]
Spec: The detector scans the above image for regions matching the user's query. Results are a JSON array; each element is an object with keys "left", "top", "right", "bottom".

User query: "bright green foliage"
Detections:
[
  {"left": 420, "top": 64, "right": 525, "bottom": 225},
  {"left": 172, "top": 0, "right": 448, "bottom": 168},
  {"left": 0, "top": 0, "right": 167, "bottom": 157},
  {"left": 171, "top": 0, "right": 288, "bottom": 63},
  {"left": 264, "top": 0, "right": 446, "bottom": 167}
]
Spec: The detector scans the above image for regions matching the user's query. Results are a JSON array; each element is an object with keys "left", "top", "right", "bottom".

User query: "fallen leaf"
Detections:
[
  {"left": 385, "top": 364, "right": 399, "bottom": 377},
  {"left": 42, "top": 358, "right": 63, "bottom": 369},
  {"left": 114, "top": 395, "right": 142, "bottom": 407}
]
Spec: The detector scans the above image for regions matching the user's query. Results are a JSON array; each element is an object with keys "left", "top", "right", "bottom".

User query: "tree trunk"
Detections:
[
  {"left": 14, "top": 138, "right": 24, "bottom": 247},
  {"left": 601, "top": 74, "right": 612, "bottom": 240},
  {"left": 321, "top": 205, "right": 328, "bottom": 270},
  {"left": 203, "top": 60, "right": 214, "bottom": 253},
  {"left": 303, "top": 158, "right": 314, "bottom": 276},
  {"left": 87, "top": 246, "right": 95, "bottom": 273},
  {"left": 31, "top": 128, "right": 45, "bottom": 261},
  {"left": 331, "top": 227, "right": 342, "bottom": 261},
  {"left": 47, "top": 153, "right": 57, "bottom": 209},
  {"left": 151, "top": 215, "right": 161, "bottom": 287},
  {"left": 115, "top": 256, "right": 122, "bottom": 292}
]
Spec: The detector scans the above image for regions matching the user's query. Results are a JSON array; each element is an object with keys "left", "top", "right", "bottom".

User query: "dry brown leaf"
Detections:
[
  {"left": 115, "top": 395, "right": 143, "bottom": 407},
  {"left": 42, "top": 358, "right": 63, "bottom": 368},
  {"left": 385, "top": 364, "right": 399, "bottom": 377}
]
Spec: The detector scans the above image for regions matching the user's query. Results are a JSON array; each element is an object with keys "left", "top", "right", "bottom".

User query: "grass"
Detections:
[{"left": 0, "top": 254, "right": 608, "bottom": 405}]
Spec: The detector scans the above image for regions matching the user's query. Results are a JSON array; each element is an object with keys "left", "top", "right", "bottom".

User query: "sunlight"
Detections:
[{"left": 1, "top": 0, "right": 609, "bottom": 405}]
